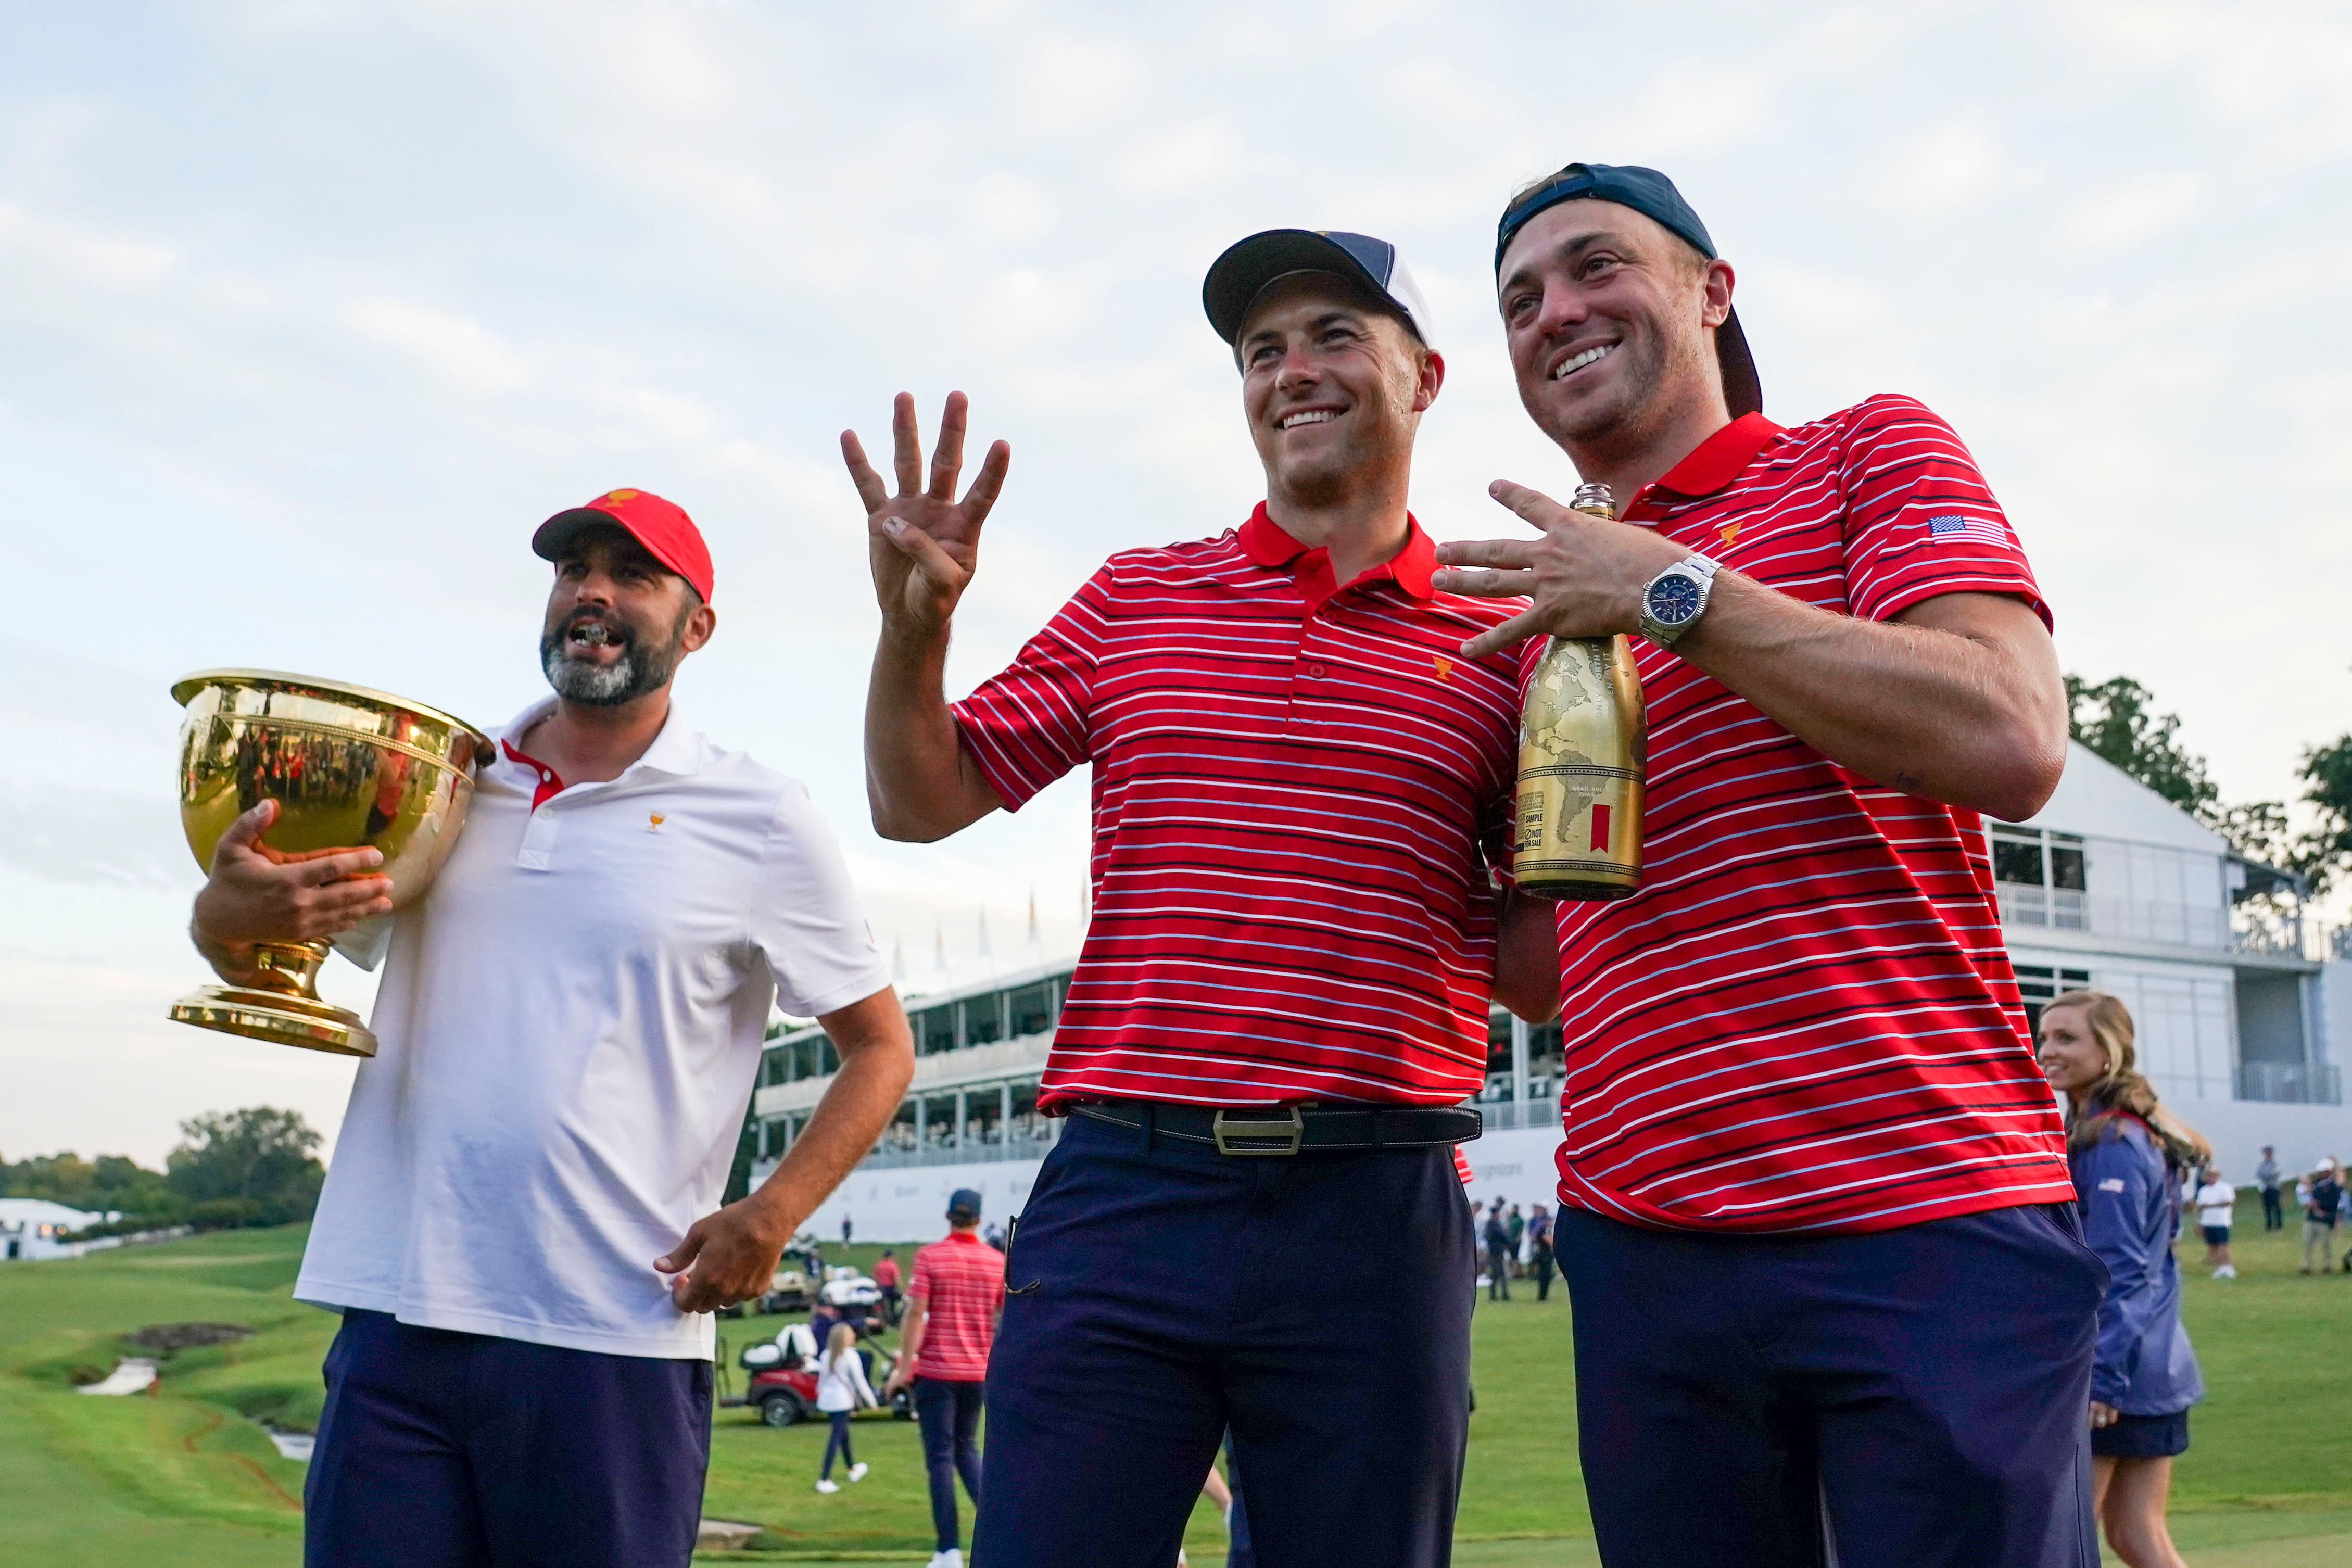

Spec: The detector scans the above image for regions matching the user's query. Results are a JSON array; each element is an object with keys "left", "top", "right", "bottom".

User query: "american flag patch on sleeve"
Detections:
[{"left": 1927, "top": 513, "right": 2008, "bottom": 547}]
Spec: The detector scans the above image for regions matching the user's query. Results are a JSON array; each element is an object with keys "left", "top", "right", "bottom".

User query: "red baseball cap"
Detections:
[{"left": 532, "top": 488, "right": 714, "bottom": 603}]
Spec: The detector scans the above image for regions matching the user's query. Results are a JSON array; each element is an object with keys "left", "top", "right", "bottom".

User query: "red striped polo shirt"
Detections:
[
  {"left": 908, "top": 1231, "right": 1005, "bottom": 1381},
  {"left": 1541, "top": 395, "right": 2076, "bottom": 1235},
  {"left": 953, "top": 507, "right": 1525, "bottom": 1113}
]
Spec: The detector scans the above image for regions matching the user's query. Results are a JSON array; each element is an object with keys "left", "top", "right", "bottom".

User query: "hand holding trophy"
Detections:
[{"left": 170, "top": 669, "right": 492, "bottom": 1057}]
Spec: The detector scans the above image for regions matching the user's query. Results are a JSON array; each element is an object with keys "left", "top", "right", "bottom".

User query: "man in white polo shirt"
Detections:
[{"left": 186, "top": 489, "right": 912, "bottom": 1568}]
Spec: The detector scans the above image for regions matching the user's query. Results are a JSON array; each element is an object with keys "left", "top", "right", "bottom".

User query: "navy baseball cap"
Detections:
[
  {"left": 1494, "top": 163, "right": 1761, "bottom": 418},
  {"left": 1203, "top": 229, "right": 1434, "bottom": 352},
  {"left": 946, "top": 1188, "right": 982, "bottom": 1221}
]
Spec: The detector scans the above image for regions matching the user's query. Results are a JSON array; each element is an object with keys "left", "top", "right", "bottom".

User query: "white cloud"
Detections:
[
  {"left": 347, "top": 296, "right": 532, "bottom": 395},
  {"left": 2060, "top": 171, "right": 2201, "bottom": 253},
  {"left": 0, "top": 200, "right": 175, "bottom": 288},
  {"left": 1007, "top": 34, "right": 1142, "bottom": 136},
  {"left": 1873, "top": 123, "right": 2007, "bottom": 218},
  {"left": 1115, "top": 122, "right": 1244, "bottom": 196}
]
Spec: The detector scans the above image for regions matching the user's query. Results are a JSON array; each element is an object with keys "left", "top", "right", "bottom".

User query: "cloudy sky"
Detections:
[{"left": 5, "top": 1, "right": 2348, "bottom": 1166}]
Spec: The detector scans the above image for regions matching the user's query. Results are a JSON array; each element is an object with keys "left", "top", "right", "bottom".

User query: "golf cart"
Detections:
[
  {"left": 724, "top": 1323, "right": 913, "bottom": 1427},
  {"left": 754, "top": 1267, "right": 813, "bottom": 1315}
]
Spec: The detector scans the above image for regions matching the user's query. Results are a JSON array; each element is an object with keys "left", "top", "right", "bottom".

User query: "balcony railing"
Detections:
[
  {"left": 854, "top": 1124, "right": 1063, "bottom": 1169},
  {"left": 1998, "top": 887, "right": 2236, "bottom": 950},
  {"left": 2235, "top": 1061, "right": 2343, "bottom": 1107},
  {"left": 1997, "top": 888, "right": 2336, "bottom": 962}
]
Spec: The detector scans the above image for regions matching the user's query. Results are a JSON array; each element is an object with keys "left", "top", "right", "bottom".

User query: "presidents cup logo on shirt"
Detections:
[{"left": 648, "top": 813, "right": 666, "bottom": 832}]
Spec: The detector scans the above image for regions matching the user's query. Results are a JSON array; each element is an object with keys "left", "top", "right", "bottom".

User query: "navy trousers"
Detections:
[
  {"left": 973, "top": 1110, "right": 1475, "bottom": 1568},
  {"left": 913, "top": 1377, "right": 984, "bottom": 1551},
  {"left": 821, "top": 1410, "right": 856, "bottom": 1478},
  {"left": 305, "top": 1310, "right": 711, "bottom": 1568},
  {"left": 1555, "top": 1203, "right": 2105, "bottom": 1568}
]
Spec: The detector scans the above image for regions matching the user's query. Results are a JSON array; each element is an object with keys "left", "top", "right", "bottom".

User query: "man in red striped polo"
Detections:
[
  {"left": 1434, "top": 163, "right": 2104, "bottom": 1566},
  {"left": 846, "top": 229, "right": 1558, "bottom": 1567},
  {"left": 881, "top": 1191, "right": 1004, "bottom": 1568}
]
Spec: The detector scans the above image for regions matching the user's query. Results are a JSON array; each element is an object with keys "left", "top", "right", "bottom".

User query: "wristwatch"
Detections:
[{"left": 1637, "top": 553, "right": 1721, "bottom": 648}]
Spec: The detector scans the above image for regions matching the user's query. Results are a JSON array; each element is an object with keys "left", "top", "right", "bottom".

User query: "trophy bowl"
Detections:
[{"left": 169, "top": 669, "right": 494, "bottom": 1057}]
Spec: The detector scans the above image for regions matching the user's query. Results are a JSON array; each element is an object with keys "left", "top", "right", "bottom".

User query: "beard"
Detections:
[{"left": 539, "top": 605, "right": 689, "bottom": 707}]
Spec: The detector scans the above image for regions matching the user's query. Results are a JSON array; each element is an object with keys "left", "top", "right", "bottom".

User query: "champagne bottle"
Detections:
[{"left": 1513, "top": 483, "right": 1647, "bottom": 901}]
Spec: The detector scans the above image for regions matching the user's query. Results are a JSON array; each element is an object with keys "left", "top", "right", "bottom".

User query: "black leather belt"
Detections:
[{"left": 1070, "top": 1100, "right": 1482, "bottom": 1157}]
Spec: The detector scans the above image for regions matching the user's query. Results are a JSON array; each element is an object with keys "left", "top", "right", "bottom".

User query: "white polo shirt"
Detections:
[{"left": 294, "top": 697, "right": 890, "bottom": 1360}]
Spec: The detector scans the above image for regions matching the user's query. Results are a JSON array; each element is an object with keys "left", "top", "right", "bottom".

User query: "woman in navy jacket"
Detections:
[{"left": 2038, "top": 990, "right": 2205, "bottom": 1568}]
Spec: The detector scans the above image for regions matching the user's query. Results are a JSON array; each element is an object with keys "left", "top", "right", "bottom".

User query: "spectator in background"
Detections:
[
  {"left": 1527, "top": 1205, "right": 1556, "bottom": 1303},
  {"left": 2192, "top": 1169, "right": 2235, "bottom": 1280},
  {"left": 843, "top": 1215, "right": 855, "bottom": 1245},
  {"left": 1506, "top": 1204, "right": 1525, "bottom": 1276},
  {"left": 2341, "top": 1174, "right": 2352, "bottom": 1272},
  {"left": 1483, "top": 1203, "right": 1513, "bottom": 1301},
  {"left": 883, "top": 1190, "right": 1004, "bottom": 1568},
  {"left": 2255, "top": 1147, "right": 2283, "bottom": 1232},
  {"left": 983, "top": 1220, "right": 1006, "bottom": 1251},
  {"left": 813, "top": 1324, "right": 876, "bottom": 1495},
  {"left": 2302, "top": 1159, "right": 2343, "bottom": 1276},
  {"left": 2039, "top": 990, "right": 2203, "bottom": 1568},
  {"left": 874, "top": 1249, "right": 903, "bottom": 1327}
]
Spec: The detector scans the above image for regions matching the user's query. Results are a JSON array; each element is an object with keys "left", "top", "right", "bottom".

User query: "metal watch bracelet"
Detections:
[{"left": 1638, "top": 553, "right": 1720, "bottom": 648}]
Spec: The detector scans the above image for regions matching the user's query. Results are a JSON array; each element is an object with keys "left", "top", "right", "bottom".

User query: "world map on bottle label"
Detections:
[{"left": 1520, "top": 639, "right": 1610, "bottom": 764}]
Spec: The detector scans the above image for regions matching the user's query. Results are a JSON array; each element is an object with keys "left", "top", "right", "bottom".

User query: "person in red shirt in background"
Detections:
[
  {"left": 871, "top": 1248, "right": 903, "bottom": 1327},
  {"left": 882, "top": 1191, "right": 1003, "bottom": 1568},
  {"left": 1433, "top": 161, "right": 2104, "bottom": 1567}
]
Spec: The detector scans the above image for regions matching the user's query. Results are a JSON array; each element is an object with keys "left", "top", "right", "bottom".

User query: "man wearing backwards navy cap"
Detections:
[
  {"left": 1433, "top": 164, "right": 2103, "bottom": 1565},
  {"left": 847, "top": 231, "right": 1559, "bottom": 1567},
  {"left": 187, "top": 490, "right": 914, "bottom": 1568}
]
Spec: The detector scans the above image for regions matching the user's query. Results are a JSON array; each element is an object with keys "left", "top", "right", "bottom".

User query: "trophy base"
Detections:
[{"left": 169, "top": 985, "right": 378, "bottom": 1057}]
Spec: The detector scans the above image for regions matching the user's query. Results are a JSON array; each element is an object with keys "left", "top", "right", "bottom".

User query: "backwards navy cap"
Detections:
[{"left": 1494, "top": 162, "right": 1761, "bottom": 418}]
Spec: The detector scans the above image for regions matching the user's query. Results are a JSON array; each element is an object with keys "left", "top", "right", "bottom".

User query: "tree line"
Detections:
[
  {"left": 2066, "top": 674, "right": 2351, "bottom": 897},
  {"left": 0, "top": 1106, "right": 325, "bottom": 1236}
]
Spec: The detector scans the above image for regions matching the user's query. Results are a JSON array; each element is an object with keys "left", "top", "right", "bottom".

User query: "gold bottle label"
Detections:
[{"left": 1513, "top": 483, "right": 1647, "bottom": 901}]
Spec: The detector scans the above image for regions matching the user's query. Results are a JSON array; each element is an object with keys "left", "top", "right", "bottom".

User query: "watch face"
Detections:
[{"left": 1647, "top": 573, "right": 1704, "bottom": 626}]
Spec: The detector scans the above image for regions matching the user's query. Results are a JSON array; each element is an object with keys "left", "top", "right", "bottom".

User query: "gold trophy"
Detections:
[
  {"left": 1514, "top": 484, "right": 1647, "bottom": 900},
  {"left": 168, "top": 670, "right": 493, "bottom": 1057}
]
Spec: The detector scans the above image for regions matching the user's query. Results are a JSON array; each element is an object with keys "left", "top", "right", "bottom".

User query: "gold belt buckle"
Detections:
[{"left": 1212, "top": 1106, "right": 1305, "bottom": 1157}]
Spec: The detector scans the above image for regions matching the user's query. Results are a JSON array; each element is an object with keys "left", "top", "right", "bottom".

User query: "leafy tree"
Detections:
[
  {"left": 2298, "top": 734, "right": 2352, "bottom": 897},
  {"left": 0, "top": 1151, "right": 175, "bottom": 1218},
  {"left": 165, "top": 1107, "right": 325, "bottom": 1226},
  {"left": 2065, "top": 674, "right": 2219, "bottom": 819},
  {"left": 2068, "top": 674, "right": 2349, "bottom": 898}
]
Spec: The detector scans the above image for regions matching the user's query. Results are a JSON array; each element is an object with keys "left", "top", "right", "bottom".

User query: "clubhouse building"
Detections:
[{"left": 753, "top": 742, "right": 2349, "bottom": 1241}]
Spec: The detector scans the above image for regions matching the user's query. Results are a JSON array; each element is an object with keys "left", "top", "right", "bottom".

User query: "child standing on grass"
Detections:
[
  {"left": 2193, "top": 1168, "right": 2236, "bottom": 1280},
  {"left": 814, "top": 1324, "right": 875, "bottom": 1494}
]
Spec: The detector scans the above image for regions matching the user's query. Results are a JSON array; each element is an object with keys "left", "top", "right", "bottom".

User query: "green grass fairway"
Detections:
[
  {"left": 4, "top": 1198, "right": 2347, "bottom": 1565},
  {"left": 0, "top": 1224, "right": 317, "bottom": 1566}
]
